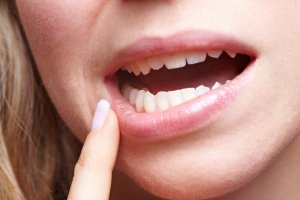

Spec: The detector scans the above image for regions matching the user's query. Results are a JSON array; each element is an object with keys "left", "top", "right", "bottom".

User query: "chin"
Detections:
[
  {"left": 115, "top": 126, "right": 283, "bottom": 200},
  {"left": 117, "top": 153, "right": 257, "bottom": 200}
]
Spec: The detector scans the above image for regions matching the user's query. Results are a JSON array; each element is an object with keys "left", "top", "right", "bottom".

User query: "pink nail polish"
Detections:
[{"left": 91, "top": 99, "right": 110, "bottom": 131}]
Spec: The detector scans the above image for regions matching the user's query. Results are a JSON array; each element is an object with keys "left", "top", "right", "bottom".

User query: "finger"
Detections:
[{"left": 68, "top": 100, "right": 120, "bottom": 200}]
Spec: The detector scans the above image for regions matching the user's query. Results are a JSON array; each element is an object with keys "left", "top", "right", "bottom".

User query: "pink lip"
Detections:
[{"left": 104, "top": 30, "right": 257, "bottom": 141}]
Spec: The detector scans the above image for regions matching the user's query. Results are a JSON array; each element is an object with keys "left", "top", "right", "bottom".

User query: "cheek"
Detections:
[
  {"left": 16, "top": 1, "right": 92, "bottom": 99},
  {"left": 16, "top": 1, "right": 97, "bottom": 56},
  {"left": 16, "top": 0, "right": 106, "bottom": 140}
]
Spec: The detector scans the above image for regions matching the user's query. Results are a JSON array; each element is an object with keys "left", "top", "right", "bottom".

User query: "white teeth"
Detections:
[
  {"left": 181, "top": 88, "right": 196, "bottom": 102},
  {"left": 122, "top": 50, "right": 238, "bottom": 75},
  {"left": 129, "top": 89, "right": 138, "bottom": 106},
  {"left": 121, "top": 84, "right": 133, "bottom": 100},
  {"left": 144, "top": 91, "right": 156, "bottom": 112},
  {"left": 226, "top": 51, "right": 237, "bottom": 58},
  {"left": 122, "top": 81, "right": 231, "bottom": 113},
  {"left": 155, "top": 92, "right": 170, "bottom": 111},
  {"left": 186, "top": 52, "right": 207, "bottom": 65},
  {"left": 136, "top": 60, "right": 151, "bottom": 75},
  {"left": 127, "top": 66, "right": 133, "bottom": 73},
  {"left": 132, "top": 63, "right": 141, "bottom": 76},
  {"left": 147, "top": 57, "right": 165, "bottom": 70},
  {"left": 164, "top": 54, "right": 186, "bottom": 69},
  {"left": 207, "top": 51, "right": 223, "bottom": 58},
  {"left": 120, "top": 49, "right": 239, "bottom": 112},
  {"left": 212, "top": 82, "right": 221, "bottom": 90},
  {"left": 167, "top": 90, "right": 183, "bottom": 107},
  {"left": 135, "top": 90, "right": 146, "bottom": 112},
  {"left": 196, "top": 85, "right": 210, "bottom": 96}
]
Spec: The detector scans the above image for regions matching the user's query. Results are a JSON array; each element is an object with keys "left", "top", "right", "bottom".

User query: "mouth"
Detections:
[
  {"left": 118, "top": 50, "right": 250, "bottom": 112},
  {"left": 105, "top": 31, "right": 257, "bottom": 140}
]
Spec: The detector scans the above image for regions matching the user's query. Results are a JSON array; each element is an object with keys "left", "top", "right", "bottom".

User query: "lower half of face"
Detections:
[{"left": 16, "top": 0, "right": 300, "bottom": 199}]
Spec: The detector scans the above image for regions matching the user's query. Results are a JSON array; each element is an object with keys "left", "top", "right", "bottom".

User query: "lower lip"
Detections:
[{"left": 105, "top": 62, "right": 255, "bottom": 141}]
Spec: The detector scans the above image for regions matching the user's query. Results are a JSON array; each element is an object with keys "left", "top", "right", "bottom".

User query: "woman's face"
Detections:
[{"left": 16, "top": 1, "right": 300, "bottom": 199}]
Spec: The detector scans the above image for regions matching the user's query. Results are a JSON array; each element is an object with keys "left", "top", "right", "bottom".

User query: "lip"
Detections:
[{"left": 104, "top": 30, "right": 257, "bottom": 141}]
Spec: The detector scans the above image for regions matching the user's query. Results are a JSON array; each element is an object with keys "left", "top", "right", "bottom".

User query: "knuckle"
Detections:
[
  {"left": 74, "top": 152, "right": 98, "bottom": 175},
  {"left": 74, "top": 155, "right": 91, "bottom": 175},
  {"left": 74, "top": 162, "right": 83, "bottom": 176},
  {"left": 77, "top": 153, "right": 87, "bottom": 168}
]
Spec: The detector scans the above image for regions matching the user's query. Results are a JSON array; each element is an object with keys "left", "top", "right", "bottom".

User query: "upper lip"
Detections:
[{"left": 104, "top": 30, "right": 256, "bottom": 77}]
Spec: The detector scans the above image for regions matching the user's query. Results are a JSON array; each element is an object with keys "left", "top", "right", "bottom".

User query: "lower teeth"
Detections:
[{"left": 121, "top": 81, "right": 227, "bottom": 113}]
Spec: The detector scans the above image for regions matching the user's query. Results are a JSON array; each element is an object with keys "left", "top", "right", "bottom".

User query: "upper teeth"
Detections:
[{"left": 121, "top": 50, "right": 237, "bottom": 76}]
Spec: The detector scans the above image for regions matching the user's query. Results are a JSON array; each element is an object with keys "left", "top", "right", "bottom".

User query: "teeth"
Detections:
[
  {"left": 226, "top": 51, "right": 237, "bottom": 58},
  {"left": 207, "top": 51, "right": 222, "bottom": 58},
  {"left": 181, "top": 88, "right": 196, "bottom": 102},
  {"left": 164, "top": 54, "right": 186, "bottom": 69},
  {"left": 132, "top": 63, "right": 141, "bottom": 76},
  {"left": 121, "top": 84, "right": 133, "bottom": 100},
  {"left": 144, "top": 92, "right": 156, "bottom": 112},
  {"left": 121, "top": 49, "right": 238, "bottom": 112},
  {"left": 122, "top": 50, "right": 237, "bottom": 76},
  {"left": 186, "top": 52, "right": 207, "bottom": 65},
  {"left": 155, "top": 92, "right": 170, "bottom": 111},
  {"left": 212, "top": 82, "right": 221, "bottom": 90},
  {"left": 136, "top": 60, "right": 152, "bottom": 75},
  {"left": 147, "top": 57, "right": 165, "bottom": 70},
  {"left": 167, "top": 90, "right": 183, "bottom": 107},
  {"left": 135, "top": 90, "right": 146, "bottom": 112},
  {"left": 122, "top": 81, "right": 228, "bottom": 113},
  {"left": 122, "top": 65, "right": 132, "bottom": 73},
  {"left": 129, "top": 89, "right": 138, "bottom": 106},
  {"left": 196, "top": 85, "right": 210, "bottom": 96}
]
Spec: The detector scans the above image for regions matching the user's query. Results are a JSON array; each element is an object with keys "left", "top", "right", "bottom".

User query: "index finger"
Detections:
[{"left": 68, "top": 101, "right": 120, "bottom": 200}]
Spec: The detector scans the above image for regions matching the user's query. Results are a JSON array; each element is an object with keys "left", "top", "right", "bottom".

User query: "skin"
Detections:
[
  {"left": 68, "top": 109, "right": 119, "bottom": 200},
  {"left": 16, "top": 0, "right": 300, "bottom": 199}
]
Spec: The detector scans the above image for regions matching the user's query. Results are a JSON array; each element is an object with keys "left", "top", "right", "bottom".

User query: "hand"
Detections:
[{"left": 68, "top": 100, "right": 120, "bottom": 200}]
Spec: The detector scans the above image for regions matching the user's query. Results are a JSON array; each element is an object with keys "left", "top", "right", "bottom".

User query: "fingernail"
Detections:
[{"left": 91, "top": 99, "right": 110, "bottom": 131}]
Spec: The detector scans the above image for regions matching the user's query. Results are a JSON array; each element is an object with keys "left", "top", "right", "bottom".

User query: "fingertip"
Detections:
[
  {"left": 105, "top": 109, "right": 119, "bottom": 135},
  {"left": 89, "top": 108, "right": 120, "bottom": 168},
  {"left": 91, "top": 99, "right": 110, "bottom": 131},
  {"left": 79, "top": 105, "right": 120, "bottom": 171}
]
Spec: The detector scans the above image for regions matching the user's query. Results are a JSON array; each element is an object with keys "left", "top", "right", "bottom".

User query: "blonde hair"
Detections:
[{"left": 0, "top": 1, "right": 81, "bottom": 199}]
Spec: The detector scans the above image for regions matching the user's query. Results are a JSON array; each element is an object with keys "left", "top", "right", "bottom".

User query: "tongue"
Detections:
[{"left": 119, "top": 54, "right": 249, "bottom": 94}]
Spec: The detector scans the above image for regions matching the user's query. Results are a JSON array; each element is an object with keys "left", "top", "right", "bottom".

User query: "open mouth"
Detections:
[
  {"left": 118, "top": 50, "right": 251, "bottom": 113},
  {"left": 105, "top": 31, "right": 256, "bottom": 140}
]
